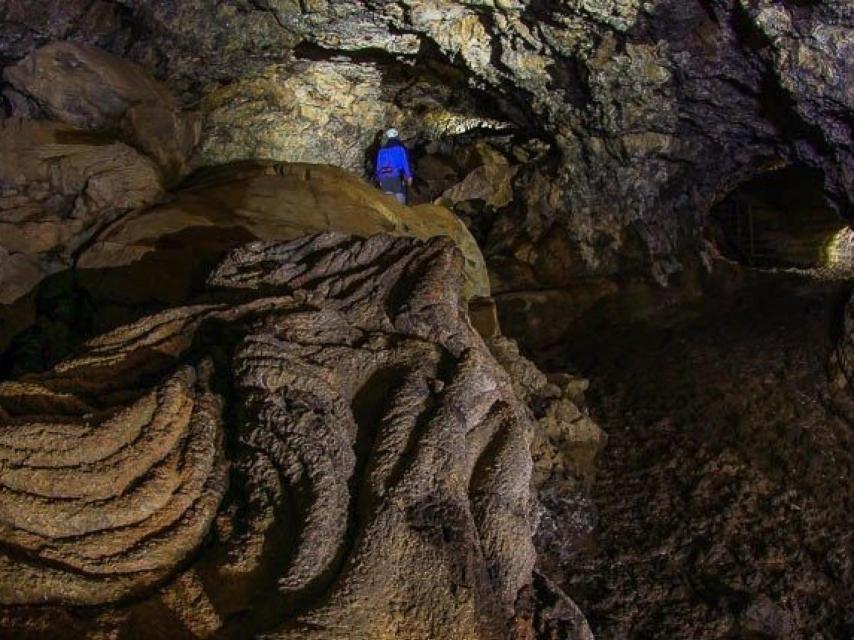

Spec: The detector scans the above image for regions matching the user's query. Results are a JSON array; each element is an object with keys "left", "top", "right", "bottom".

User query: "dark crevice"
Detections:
[
  {"left": 758, "top": 72, "right": 835, "bottom": 157},
  {"left": 730, "top": 1, "right": 775, "bottom": 55},
  {"left": 781, "top": 0, "right": 821, "bottom": 25},
  {"left": 293, "top": 40, "right": 414, "bottom": 67},
  {"left": 544, "top": 55, "right": 591, "bottom": 110}
]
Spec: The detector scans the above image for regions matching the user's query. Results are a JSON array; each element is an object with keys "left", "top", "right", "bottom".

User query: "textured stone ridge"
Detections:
[
  {"left": 0, "top": 357, "right": 227, "bottom": 605},
  {"left": 0, "top": 233, "right": 587, "bottom": 639}
]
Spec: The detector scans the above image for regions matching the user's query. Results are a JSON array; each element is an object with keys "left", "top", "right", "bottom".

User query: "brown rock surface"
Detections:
[
  {"left": 1, "top": 3, "right": 852, "bottom": 290},
  {"left": 440, "top": 144, "right": 519, "bottom": 211},
  {"left": 484, "top": 333, "right": 603, "bottom": 637},
  {"left": 3, "top": 41, "right": 175, "bottom": 130},
  {"left": 0, "top": 5, "right": 850, "bottom": 639},
  {"left": 487, "top": 336, "right": 603, "bottom": 491},
  {"left": 4, "top": 41, "right": 200, "bottom": 183},
  {"left": 194, "top": 62, "right": 391, "bottom": 174},
  {"left": 121, "top": 102, "right": 202, "bottom": 186},
  {"left": 78, "top": 161, "right": 489, "bottom": 302},
  {"left": 0, "top": 117, "right": 163, "bottom": 304},
  {"left": 0, "top": 249, "right": 45, "bottom": 308},
  {"left": 0, "top": 232, "right": 586, "bottom": 639}
]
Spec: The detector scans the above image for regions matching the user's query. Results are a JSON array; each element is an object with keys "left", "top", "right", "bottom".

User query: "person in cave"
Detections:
[{"left": 374, "top": 128, "right": 414, "bottom": 205}]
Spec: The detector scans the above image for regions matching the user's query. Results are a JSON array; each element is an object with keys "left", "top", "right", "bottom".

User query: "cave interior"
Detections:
[{"left": 0, "top": 1, "right": 852, "bottom": 639}]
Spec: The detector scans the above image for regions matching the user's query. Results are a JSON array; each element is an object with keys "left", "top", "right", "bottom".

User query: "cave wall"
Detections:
[{"left": 3, "top": 0, "right": 851, "bottom": 295}]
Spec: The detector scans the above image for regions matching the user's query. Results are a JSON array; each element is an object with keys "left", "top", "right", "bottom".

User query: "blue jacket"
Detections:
[{"left": 375, "top": 140, "right": 413, "bottom": 181}]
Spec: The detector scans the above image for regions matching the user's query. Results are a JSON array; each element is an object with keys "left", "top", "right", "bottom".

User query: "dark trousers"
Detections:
[{"left": 378, "top": 175, "right": 406, "bottom": 204}]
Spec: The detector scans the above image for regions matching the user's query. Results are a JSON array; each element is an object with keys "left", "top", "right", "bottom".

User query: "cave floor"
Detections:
[{"left": 545, "top": 274, "right": 854, "bottom": 640}]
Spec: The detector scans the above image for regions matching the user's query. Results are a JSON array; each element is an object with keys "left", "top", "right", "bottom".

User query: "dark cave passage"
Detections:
[
  {"left": 707, "top": 165, "right": 850, "bottom": 270},
  {"left": 496, "top": 169, "right": 854, "bottom": 637}
]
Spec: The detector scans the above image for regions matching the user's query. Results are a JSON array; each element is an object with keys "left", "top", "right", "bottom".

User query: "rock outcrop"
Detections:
[
  {"left": 0, "top": 3, "right": 851, "bottom": 638},
  {"left": 0, "top": 155, "right": 488, "bottom": 371},
  {"left": 3, "top": 2, "right": 850, "bottom": 350},
  {"left": 0, "top": 40, "right": 205, "bottom": 310},
  {"left": 195, "top": 62, "right": 391, "bottom": 174},
  {"left": 0, "top": 117, "right": 163, "bottom": 304},
  {"left": 78, "top": 161, "right": 489, "bottom": 305},
  {"left": 0, "top": 39, "right": 489, "bottom": 353},
  {"left": 4, "top": 41, "right": 200, "bottom": 184},
  {"left": 0, "top": 232, "right": 588, "bottom": 639}
]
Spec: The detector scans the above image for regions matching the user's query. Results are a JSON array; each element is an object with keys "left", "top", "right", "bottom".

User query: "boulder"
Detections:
[
  {"left": 487, "top": 336, "right": 604, "bottom": 491},
  {"left": 441, "top": 144, "right": 519, "bottom": 210},
  {"left": 78, "top": 161, "right": 489, "bottom": 303},
  {"left": 120, "top": 103, "right": 201, "bottom": 187},
  {"left": 3, "top": 41, "right": 175, "bottom": 129},
  {"left": 4, "top": 41, "right": 200, "bottom": 184},
  {"left": 0, "top": 118, "right": 163, "bottom": 304}
]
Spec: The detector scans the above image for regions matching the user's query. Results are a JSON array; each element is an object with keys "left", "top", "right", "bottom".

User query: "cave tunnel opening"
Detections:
[{"left": 707, "top": 164, "right": 852, "bottom": 271}]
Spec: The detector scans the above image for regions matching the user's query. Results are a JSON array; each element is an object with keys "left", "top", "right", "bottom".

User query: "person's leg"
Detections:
[
  {"left": 379, "top": 176, "right": 407, "bottom": 204},
  {"left": 379, "top": 176, "right": 402, "bottom": 195}
]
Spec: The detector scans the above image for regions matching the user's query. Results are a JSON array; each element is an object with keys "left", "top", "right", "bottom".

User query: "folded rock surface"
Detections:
[{"left": 0, "top": 232, "right": 588, "bottom": 639}]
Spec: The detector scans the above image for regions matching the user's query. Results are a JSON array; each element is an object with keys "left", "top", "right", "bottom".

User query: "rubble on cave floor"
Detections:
[{"left": 541, "top": 273, "right": 854, "bottom": 640}]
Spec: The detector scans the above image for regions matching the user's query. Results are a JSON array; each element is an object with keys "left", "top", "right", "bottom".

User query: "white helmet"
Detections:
[{"left": 385, "top": 128, "right": 399, "bottom": 139}]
